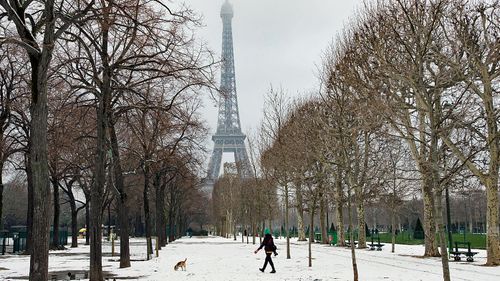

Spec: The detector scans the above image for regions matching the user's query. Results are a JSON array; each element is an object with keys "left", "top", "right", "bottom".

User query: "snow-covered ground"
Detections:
[{"left": 1, "top": 236, "right": 499, "bottom": 280}]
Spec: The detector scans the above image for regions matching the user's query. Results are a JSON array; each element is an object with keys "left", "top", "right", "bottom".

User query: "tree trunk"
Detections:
[
  {"left": 168, "top": 210, "right": 174, "bottom": 242},
  {"left": 109, "top": 124, "right": 130, "bottom": 268},
  {"left": 252, "top": 222, "right": 256, "bottom": 245},
  {"left": 167, "top": 184, "right": 177, "bottom": 242},
  {"left": 226, "top": 210, "right": 232, "bottom": 239},
  {"left": 89, "top": 188, "right": 103, "bottom": 281},
  {"left": 482, "top": 75, "right": 500, "bottom": 265},
  {"left": 261, "top": 221, "right": 265, "bottom": 243},
  {"left": 90, "top": 66, "right": 110, "bottom": 281},
  {"left": 155, "top": 175, "right": 162, "bottom": 246},
  {"left": 28, "top": 54, "right": 52, "bottom": 281},
  {"left": 25, "top": 156, "right": 34, "bottom": 253},
  {"left": 347, "top": 188, "right": 358, "bottom": 281},
  {"left": 435, "top": 189, "right": 450, "bottom": 281},
  {"left": 107, "top": 203, "right": 111, "bottom": 241},
  {"left": 335, "top": 172, "right": 345, "bottom": 247},
  {"left": 296, "top": 186, "right": 306, "bottom": 241},
  {"left": 0, "top": 129, "right": 4, "bottom": 228},
  {"left": 336, "top": 203, "right": 345, "bottom": 247},
  {"left": 143, "top": 165, "right": 153, "bottom": 260},
  {"left": 118, "top": 198, "right": 130, "bottom": 268},
  {"left": 308, "top": 208, "right": 314, "bottom": 267},
  {"left": 297, "top": 212, "right": 306, "bottom": 241},
  {"left": 0, "top": 169, "right": 3, "bottom": 229},
  {"left": 177, "top": 213, "right": 183, "bottom": 239},
  {"left": 320, "top": 195, "right": 328, "bottom": 244},
  {"left": 70, "top": 201, "right": 78, "bottom": 248},
  {"left": 356, "top": 196, "right": 366, "bottom": 249},
  {"left": 233, "top": 219, "right": 237, "bottom": 241},
  {"left": 91, "top": 101, "right": 106, "bottom": 281},
  {"left": 134, "top": 213, "right": 143, "bottom": 237},
  {"left": 89, "top": 2, "right": 116, "bottom": 278},
  {"left": 284, "top": 184, "right": 291, "bottom": 259},
  {"left": 85, "top": 200, "right": 90, "bottom": 246},
  {"left": 51, "top": 178, "right": 60, "bottom": 249},
  {"left": 154, "top": 173, "right": 166, "bottom": 248},
  {"left": 391, "top": 203, "right": 396, "bottom": 253},
  {"left": 485, "top": 176, "right": 500, "bottom": 265},
  {"left": 391, "top": 174, "right": 397, "bottom": 253},
  {"left": 423, "top": 175, "right": 440, "bottom": 257}
]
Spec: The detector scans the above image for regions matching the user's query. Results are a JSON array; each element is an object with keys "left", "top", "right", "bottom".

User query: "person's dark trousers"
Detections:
[{"left": 261, "top": 253, "right": 275, "bottom": 272}]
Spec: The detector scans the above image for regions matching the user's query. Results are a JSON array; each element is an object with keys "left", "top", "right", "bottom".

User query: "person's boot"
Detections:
[
  {"left": 259, "top": 268, "right": 264, "bottom": 273},
  {"left": 270, "top": 269, "right": 276, "bottom": 273}
]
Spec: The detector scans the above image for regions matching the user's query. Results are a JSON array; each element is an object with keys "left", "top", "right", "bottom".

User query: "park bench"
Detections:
[
  {"left": 369, "top": 238, "right": 384, "bottom": 251},
  {"left": 369, "top": 242, "right": 384, "bottom": 251},
  {"left": 368, "top": 232, "right": 384, "bottom": 251},
  {"left": 345, "top": 240, "right": 358, "bottom": 248},
  {"left": 450, "top": 241, "right": 478, "bottom": 262}
]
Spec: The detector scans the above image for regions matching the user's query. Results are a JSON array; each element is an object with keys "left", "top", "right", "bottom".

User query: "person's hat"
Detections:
[{"left": 264, "top": 228, "right": 270, "bottom": 235}]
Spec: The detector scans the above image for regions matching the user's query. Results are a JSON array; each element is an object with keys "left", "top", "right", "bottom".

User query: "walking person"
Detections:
[{"left": 254, "top": 228, "right": 277, "bottom": 273}]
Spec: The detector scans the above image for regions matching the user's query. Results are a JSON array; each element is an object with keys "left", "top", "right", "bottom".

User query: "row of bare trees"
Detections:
[
  {"left": 251, "top": 1, "right": 499, "bottom": 280},
  {"left": 212, "top": 162, "right": 278, "bottom": 244},
  {"left": 341, "top": 0, "right": 499, "bottom": 269},
  {"left": 1, "top": 0, "right": 216, "bottom": 280}
]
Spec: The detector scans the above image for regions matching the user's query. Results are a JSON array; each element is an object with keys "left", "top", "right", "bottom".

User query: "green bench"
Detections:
[
  {"left": 369, "top": 231, "right": 384, "bottom": 251},
  {"left": 450, "top": 241, "right": 478, "bottom": 262}
]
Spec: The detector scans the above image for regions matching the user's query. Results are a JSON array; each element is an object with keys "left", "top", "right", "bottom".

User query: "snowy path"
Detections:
[{"left": 0, "top": 236, "right": 499, "bottom": 280}]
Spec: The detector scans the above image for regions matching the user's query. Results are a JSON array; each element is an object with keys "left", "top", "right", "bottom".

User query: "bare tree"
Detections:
[
  {"left": 0, "top": 45, "right": 27, "bottom": 229},
  {"left": 56, "top": 0, "right": 215, "bottom": 274},
  {"left": 378, "top": 137, "right": 415, "bottom": 253},
  {"left": 124, "top": 85, "right": 207, "bottom": 259},
  {"left": 434, "top": 0, "right": 500, "bottom": 265},
  {"left": 259, "top": 86, "right": 293, "bottom": 258},
  {"left": 0, "top": 1, "right": 93, "bottom": 279},
  {"left": 345, "top": 0, "right": 456, "bottom": 260}
]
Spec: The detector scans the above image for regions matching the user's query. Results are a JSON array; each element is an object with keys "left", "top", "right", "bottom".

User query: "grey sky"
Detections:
[{"left": 184, "top": 0, "right": 364, "bottom": 163}]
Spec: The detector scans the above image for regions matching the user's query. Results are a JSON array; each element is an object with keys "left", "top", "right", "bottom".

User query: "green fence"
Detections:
[
  {"left": 1, "top": 228, "right": 69, "bottom": 254},
  {"left": 1, "top": 230, "right": 8, "bottom": 255},
  {"left": 50, "top": 229, "right": 69, "bottom": 246}
]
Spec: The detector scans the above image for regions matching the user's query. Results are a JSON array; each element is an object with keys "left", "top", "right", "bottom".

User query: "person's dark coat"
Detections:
[{"left": 258, "top": 234, "right": 277, "bottom": 254}]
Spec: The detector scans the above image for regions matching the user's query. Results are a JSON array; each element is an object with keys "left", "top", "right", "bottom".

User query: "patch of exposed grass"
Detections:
[{"left": 374, "top": 232, "right": 486, "bottom": 249}]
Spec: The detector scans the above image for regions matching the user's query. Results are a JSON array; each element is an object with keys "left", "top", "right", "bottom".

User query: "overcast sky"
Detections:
[{"left": 184, "top": 0, "right": 364, "bottom": 164}]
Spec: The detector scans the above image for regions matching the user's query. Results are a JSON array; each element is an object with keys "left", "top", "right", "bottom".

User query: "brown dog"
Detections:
[{"left": 174, "top": 258, "right": 187, "bottom": 271}]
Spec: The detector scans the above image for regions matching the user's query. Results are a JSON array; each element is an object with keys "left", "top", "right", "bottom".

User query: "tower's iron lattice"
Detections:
[{"left": 206, "top": 0, "right": 252, "bottom": 183}]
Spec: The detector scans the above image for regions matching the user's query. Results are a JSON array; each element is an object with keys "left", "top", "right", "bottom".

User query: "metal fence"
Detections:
[{"left": 1, "top": 228, "right": 68, "bottom": 255}]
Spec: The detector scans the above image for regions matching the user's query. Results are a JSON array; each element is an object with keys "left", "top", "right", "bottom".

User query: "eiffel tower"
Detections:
[{"left": 206, "top": 0, "right": 252, "bottom": 184}]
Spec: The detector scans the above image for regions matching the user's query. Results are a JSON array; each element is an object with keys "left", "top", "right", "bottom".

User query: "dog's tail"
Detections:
[{"left": 184, "top": 258, "right": 187, "bottom": 262}]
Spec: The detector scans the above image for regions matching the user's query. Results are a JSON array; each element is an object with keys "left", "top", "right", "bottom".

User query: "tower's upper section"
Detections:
[
  {"left": 216, "top": 0, "right": 241, "bottom": 135},
  {"left": 220, "top": 0, "right": 233, "bottom": 19}
]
